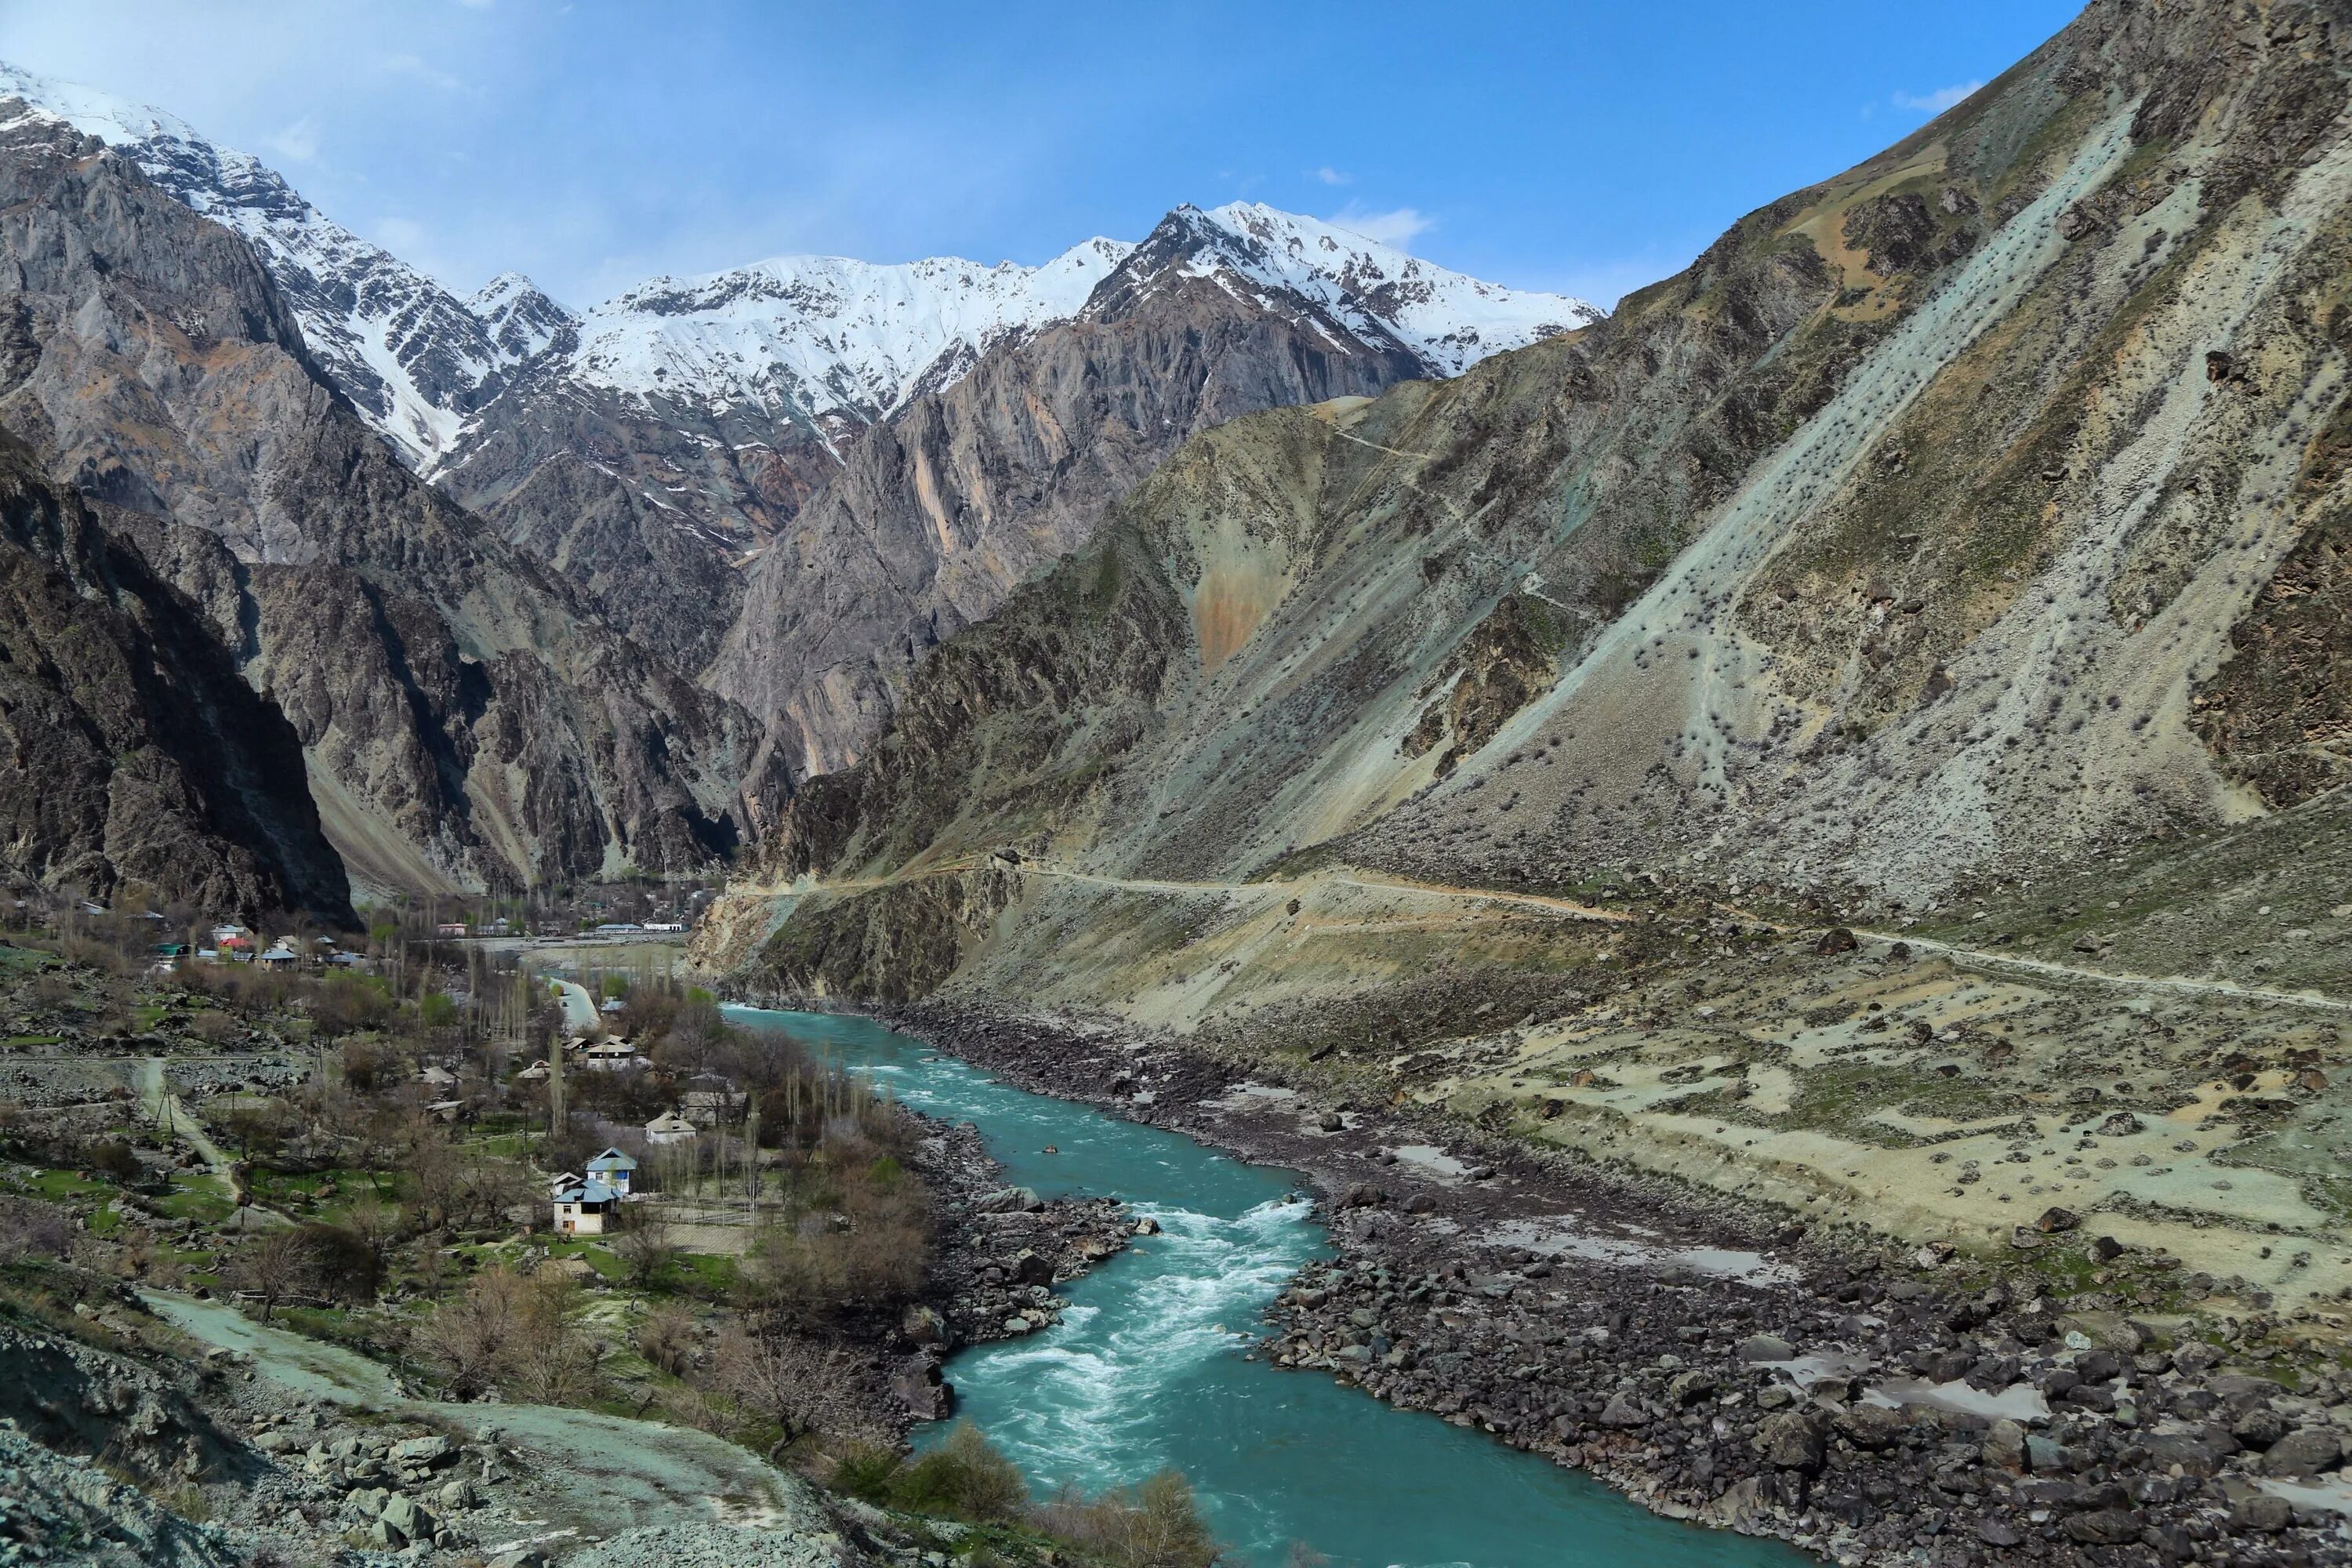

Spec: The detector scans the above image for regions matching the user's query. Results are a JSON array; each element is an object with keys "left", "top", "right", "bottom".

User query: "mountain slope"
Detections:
[
  {"left": 697, "top": 0, "right": 2352, "bottom": 1330},
  {"left": 444, "top": 209, "right": 1597, "bottom": 671},
  {"left": 0, "top": 432, "right": 350, "bottom": 920},
  {"left": 0, "top": 62, "right": 1599, "bottom": 681},
  {"left": 0, "top": 100, "right": 779, "bottom": 895},
  {"left": 0, "top": 62, "right": 556, "bottom": 469},
  {"left": 706, "top": 205, "right": 1491, "bottom": 776}
]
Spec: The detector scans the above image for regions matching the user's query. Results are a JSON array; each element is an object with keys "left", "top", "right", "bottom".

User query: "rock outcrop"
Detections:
[
  {"left": 0, "top": 432, "right": 349, "bottom": 919},
  {"left": 0, "top": 103, "right": 782, "bottom": 894}
]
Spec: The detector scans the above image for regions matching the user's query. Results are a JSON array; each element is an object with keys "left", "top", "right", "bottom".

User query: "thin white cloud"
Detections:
[
  {"left": 263, "top": 114, "right": 318, "bottom": 162},
  {"left": 1312, "top": 165, "right": 1349, "bottom": 186},
  {"left": 1329, "top": 204, "right": 1432, "bottom": 250},
  {"left": 372, "top": 215, "right": 429, "bottom": 254},
  {"left": 1893, "top": 80, "right": 1982, "bottom": 115},
  {"left": 381, "top": 52, "right": 465, "bottom": 93}
]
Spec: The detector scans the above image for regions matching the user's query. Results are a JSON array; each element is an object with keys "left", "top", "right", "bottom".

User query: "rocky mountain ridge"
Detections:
[{"left": 0, "top": 103, "right": 780, "bottom": 898}]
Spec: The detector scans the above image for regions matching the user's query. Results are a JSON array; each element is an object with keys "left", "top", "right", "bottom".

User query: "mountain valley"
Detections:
[{"left": 6, "top": 2, "right": 2352, "bottom": 1563}]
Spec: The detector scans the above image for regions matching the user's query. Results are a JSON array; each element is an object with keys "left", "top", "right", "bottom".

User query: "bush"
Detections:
[
  {"left": 84, "top": 1139, "right": 140, "bottom": 1182},
  {"left": 894, "top": 1422, "right": 1030, "bottom": 1522},
  {"left": 418, "top": 1264, "right": 597, "bottom": 1402},
  {"left": 1035, "top": 1470, "right": 1219, "bottom": 1568},
  {"left": 0, "top": 1195, "right": 72, "bottom": 1262},
  {"left": 836, "top": 1422, "right": 1027, "bottom": 1523}
]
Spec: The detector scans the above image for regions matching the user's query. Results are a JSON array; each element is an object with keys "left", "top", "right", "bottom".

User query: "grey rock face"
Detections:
[
  {"left": 0, "top": 434, "right": 349, "bottom": 919},
  {"left": 0, "top": 111, "right": 781, "bottom": 893},
  {"left": 708, "top": 209, "right": 1440, "bottom": 778}
]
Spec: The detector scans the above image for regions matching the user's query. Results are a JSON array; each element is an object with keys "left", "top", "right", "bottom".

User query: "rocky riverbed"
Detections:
[
  {"left": 895, "top": 1115, "right": 1135, "bottom": 1421},
  {"left": 880, "top": 998, "right": 2352, "bottom": 1568}
]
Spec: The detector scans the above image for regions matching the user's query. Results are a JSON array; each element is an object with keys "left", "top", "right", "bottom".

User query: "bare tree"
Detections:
[
  {"left": 419, "top": 1264, "right": 596, "bottom": 1401},
  {"left": 715, "top": 1323, "right": 871, "bottom": 1454},
  {"left": 237, "top": 1227, "right": 316, "bottom": 1323},
  {"left": 610, "top": 1205, "right": 681, "bottom": 1290}
]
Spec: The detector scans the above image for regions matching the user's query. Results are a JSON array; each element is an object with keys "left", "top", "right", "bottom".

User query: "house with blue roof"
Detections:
[
  {"left": 550, "top": 1178, "right": 619, "bottom": 1236},
  {"left": 586, "top": 1146, "right": 639, "bottom": 1197}
]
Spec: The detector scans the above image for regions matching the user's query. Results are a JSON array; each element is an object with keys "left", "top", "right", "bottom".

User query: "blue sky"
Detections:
[{"left": 0, "top": 1, "right": 2082, "bottom": 310}]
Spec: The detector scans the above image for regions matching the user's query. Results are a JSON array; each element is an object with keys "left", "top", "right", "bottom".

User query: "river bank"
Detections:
[{"left": 858, "top": 996, "right": 2350, "bottom": 1568}]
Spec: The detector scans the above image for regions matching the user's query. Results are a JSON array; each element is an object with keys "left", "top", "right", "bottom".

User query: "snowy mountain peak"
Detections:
[
  {"left": 568, "top": 236, "right": 1137, "bottom": 425},
  {"left": 0, "top": 60, "right": 1604, "bottom": 475},
  {"left": 1193, "top": 201, "right": 1601, "bottom": 376},
  {"left": 0, "top": 62, "right": 200, "bottom": 146},
  {"left": 469, "top": 273, "right": 577, "bottom": 364},
  {"left": 0, "top": 60, "right": 541, "bottom": 466}
]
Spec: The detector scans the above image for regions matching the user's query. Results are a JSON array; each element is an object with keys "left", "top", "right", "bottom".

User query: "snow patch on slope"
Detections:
[
  {"left": 0, "top": 61, "right": 568, "bottom": 469},
  {"left": 568, "top": 239, "right": 1134, "bottom": 424}
]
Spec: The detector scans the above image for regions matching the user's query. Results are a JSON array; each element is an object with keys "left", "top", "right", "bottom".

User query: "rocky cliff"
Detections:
[
  {"left": 0, "top": 105, "right": 781, "bottom": 895},
  {"left": 707, "top": 208, "right": 1468, "bottom": 778},
  {"left": 0, "top": 433, "right": 349, "bottom": 920}
]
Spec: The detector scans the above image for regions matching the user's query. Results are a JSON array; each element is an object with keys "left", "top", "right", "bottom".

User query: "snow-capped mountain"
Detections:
[
  {"left": 572, "top": 241, "right": 1134, "bottom": 438},
  {"left": 0, "top": 61, "right": 1599, "bottom": 480},
  {"left": 1189, "top": 202, "right": 1600, "bottom": 374},
  {"left": 0, "top": 62, "right": 556, "bottom": 466}
]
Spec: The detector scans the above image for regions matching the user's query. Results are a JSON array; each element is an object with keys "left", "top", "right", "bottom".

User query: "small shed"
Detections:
[
  {"left": 516, "top": 1059, "right": 551, "bottom": 1083},
  {"left": 419, "top": 1065, "right": 457, "bottom": 1089},
  {"left": 644, "top": 1110, "right": 696, "bottom": 1146}
]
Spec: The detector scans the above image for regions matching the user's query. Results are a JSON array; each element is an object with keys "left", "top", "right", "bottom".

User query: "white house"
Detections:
[
  {"left": 580, "top": 1038, "right": 642, "bottom": 1073},
  {"left": 550, "top": 1178, "right": 618, "bottom": 1236},
  {"left": 644, "top": 1110, "right": 696, "bottom": 1146},
  {"left": 586, "top": 1146, "right": 639, "bottom": 1197},
  {"left": 419, "top": 1065, "right": 457, "bottom": 1090},
  {"left": 516, "top": 1059, "right": 551, "bottom": 1083}
]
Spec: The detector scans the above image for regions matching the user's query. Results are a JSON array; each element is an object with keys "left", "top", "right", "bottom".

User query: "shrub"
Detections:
[
  {"left": 84, "top": 1139, "right": 140, "bottom": 1182},
  {"left": 1036, "top": 1471, "right": 1218, "bottom": 1568},
  {"left": 892, "top": 1422, "right": 1030, "bottom": 1523},
  {"left": 0, "top": 1195, "right": 72, "bottom": 1262},
  {"left": 418, "top": 1264, "right": 597, "bottom": 1403}
]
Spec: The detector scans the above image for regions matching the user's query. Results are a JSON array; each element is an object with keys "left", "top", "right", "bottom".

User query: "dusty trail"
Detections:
[
  {"left": 787, "top": 856, "right": 2352, "bottom": 1015},
  {"left": 1848, "top": 927, "right": 2352, "bottom": 1014}
]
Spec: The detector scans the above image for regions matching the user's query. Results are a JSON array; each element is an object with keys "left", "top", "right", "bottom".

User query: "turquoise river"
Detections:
[{"left": 731, "top": 1007, "right": 1810, "bottom": 1568}]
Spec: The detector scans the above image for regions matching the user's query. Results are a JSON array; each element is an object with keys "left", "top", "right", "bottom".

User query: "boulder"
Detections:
[
  {"left": 2034, "top": 1206, "right": 2080, "bottom": 1234},
  {"left": 2234, "top": 1405, "right": 2290, "bottom": 1450},
  {"left": 2231, "top": 1494, "right": 2294, "bottom": 1534},
  {"left": 2063, "top": 1510, "right": 2144, "bottom": 1545},
  {"left": 976, "top": 1186, "right": 1042, "bottom": 1214},
  {"left": 379, "top": 1494, "right": 434, "bottom": 1540},
  {"left": 1981, "top": 1419, "right": 2029, "bottom": 1473},
  {"left": 1600, "top": 1393, "right": 1648, "bottom": 1428},
  {"left": 390, "top": 1435, "right": 452, "bottom": 1468},
  {"left": 1814, "top": 927, "right": 1859, "bottom": 956},
  {"left": 2138, "top": 1426, "right": 2238, "bottom": 1476},
  {"left": 1667, "top": 1370, "right": 1717, "bottom": 1406},
  {"left": 1759, "top": 1410, "right": 1827, "bottom": 1472},
  {"left": 2261, "top": 1426, "right": 2343, "bottom": 1477},
  {"left": 1734, "top": 1334, "right": 1795, "bottom": 1363},
  {"left": 1833, "top": 1405, "right": 1906, "bottom": 1450},
  {"left": 1009, "top": 1250, "right": 1054, "bottom": 1287}
]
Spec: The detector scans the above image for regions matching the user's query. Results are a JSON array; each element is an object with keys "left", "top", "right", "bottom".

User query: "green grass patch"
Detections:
[
  {"left": 154, "top": 1181, "right": 234, "bottom": 1225},
  {"left": 21, "top": 1169, "right": 110, "bottom": 1200}
]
